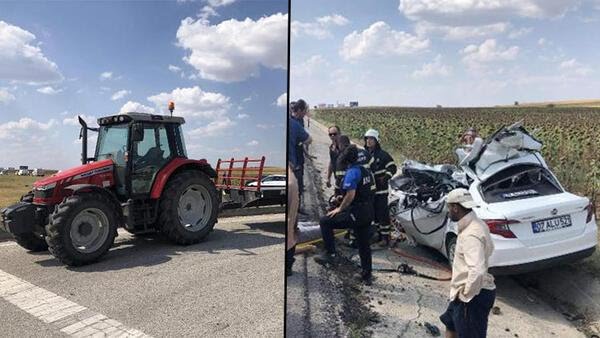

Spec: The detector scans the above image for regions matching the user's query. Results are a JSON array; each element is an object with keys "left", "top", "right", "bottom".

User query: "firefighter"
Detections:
[
  {"left": 364, "top": 128, "right": 396, "bottom": 248},
  {"left": 315, "top": 145, "right": 376, "bottom": 285}
]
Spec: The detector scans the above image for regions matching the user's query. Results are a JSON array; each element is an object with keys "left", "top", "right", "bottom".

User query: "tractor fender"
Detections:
[
  {"left": 150, "top": 158, "right": 217, "bottom": 200},
  {"left": 63, "top": 184, "right": 124, "bottom": 224}
]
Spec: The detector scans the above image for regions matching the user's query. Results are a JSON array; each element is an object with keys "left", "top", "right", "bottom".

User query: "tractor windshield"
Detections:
[{"left": 96, "top": 124, "right": 129, "bottom": 166}]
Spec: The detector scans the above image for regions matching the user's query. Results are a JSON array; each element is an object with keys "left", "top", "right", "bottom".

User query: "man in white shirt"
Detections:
[{"left": 440, "top": 188, "right": 496, "bottom": 338}]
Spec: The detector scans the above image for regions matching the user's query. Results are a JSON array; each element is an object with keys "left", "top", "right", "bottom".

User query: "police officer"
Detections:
[
  {"left": 315, "top": 145, "right": 376, "bottom": 285},
  {"left": 364, "top": 128, "right": 397, "bottom": 248}
]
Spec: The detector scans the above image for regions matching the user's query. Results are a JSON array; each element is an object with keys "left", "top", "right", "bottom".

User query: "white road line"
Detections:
[
  {"left": 0, "top": 242, "right": 17, "bottom": 247},
  {"left": 0, "top": 269, "right": 151, "bottom": 337}
]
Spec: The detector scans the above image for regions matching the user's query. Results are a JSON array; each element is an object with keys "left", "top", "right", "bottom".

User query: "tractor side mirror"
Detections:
[{"left": 132, "top": 124, "right": 144, "bottom": 142}]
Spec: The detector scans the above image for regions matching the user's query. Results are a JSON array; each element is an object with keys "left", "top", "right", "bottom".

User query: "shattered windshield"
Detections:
[{"left": 480, "top": 164, "right": 562, "bottom": 203}]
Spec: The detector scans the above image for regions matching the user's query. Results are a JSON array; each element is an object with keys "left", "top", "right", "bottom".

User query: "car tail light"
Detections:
[
  {"left": 483, "top": 219, "right": 518, "bottom": 238},
  {"left": 585, "top": 202, "right": 596, "bottom": 224}
]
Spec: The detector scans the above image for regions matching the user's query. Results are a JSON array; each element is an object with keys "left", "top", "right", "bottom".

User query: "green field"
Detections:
[
  {"left": 0, "top": 175, "right": 39, "bottom": 210},
  {"left": 315, "top": 106, "right": 600, "bottom": 203}
]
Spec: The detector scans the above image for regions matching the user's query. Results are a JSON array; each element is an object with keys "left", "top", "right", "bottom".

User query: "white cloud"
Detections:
[
  {"left": 461, "top": 39, "right": 519, "bottom": 68},
  {"left": 293, "top": 55, "right": 329, "bottom": 77},
  {"left": 147, "top": 86, "right": 230, "bottom": 119},
  {"left": 399, "top": 0, "right": 580, "bottom": 26},
  {"left": 0, "top": 118, "right": 56, "bottom": 140},
  {"left": 63, "top": 114, "right": 97, "bottom": 127},
  {"left": 207, "top": 0, "right": 235, "bottom": 6},
  {"left": 412, "top": 54, "right": 451, "bottom": 78},
  {"left": 316, "top": 14, "right": 349, "bottom": 26},
  {"left": 340, "top": 22, "right": 429, "bottom": 61},
  {"left": 276, "top": 92, "right": 287, "bottom": 107},
  {"left": 0, "top": 88, "right": 15, "bottom": 104},
  {"left": 559, "top": 58, "right": 593, "bottom": 76},
  {"left": 176, "top": 13, "right": 287, "bottom": 82},
  {"left": 247, "top": 140, "right": 259, "bottom": 146},
  {"left": 168, "top": 64, "right": 182, "bottom": 73},
  {"left": 508, "top": 27, "right": 532, "bottom": 39},
  {"left": 237, "top": 113, "right": 249, "bottom": 119},
  {"left": 292, "top": 14, "right": 349, "bottom": 39},
  {"left": 189, "top": 117, "right": 235, "bottom": 137},
  {"left": 99, "top": 71, "right": 113, "bottom": 80},
  {"left": 111, "top": 89, "right": 131, "bottom": 101},
  {"left": 416, "top": 21, "right": 508, "bottom": 40},
  {"left": 37, "top": 86, "right": 62, "bottom": 95},
  {"left": 119, "top": 101, "right": 156, "bottom": 114},
  {"left": 538, "top": 38, "right": 547, "bottom": 45},
  {"left": 0, "top": 21, "right": 63, "bottom": 84}
]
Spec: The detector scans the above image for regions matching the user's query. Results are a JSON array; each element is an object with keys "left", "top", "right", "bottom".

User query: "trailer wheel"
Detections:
[
  {"left": 45, "top": 192, "right": 118, "bottom": 266},
  {"left": 158, "top": 170, "right": 218, "bottom": 245},
  {"left": 14, "top": 233, "right": 48, "bottom": 252}
]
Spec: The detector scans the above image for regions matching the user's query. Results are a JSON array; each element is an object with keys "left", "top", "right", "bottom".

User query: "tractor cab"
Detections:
[{"left": 81, "top": 112, "right": 187, "bottom": 200}]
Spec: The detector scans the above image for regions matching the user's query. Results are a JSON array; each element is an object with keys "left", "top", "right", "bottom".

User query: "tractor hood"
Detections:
[{"left": 33, "top": 159, "right": 114, "bottom": 189}]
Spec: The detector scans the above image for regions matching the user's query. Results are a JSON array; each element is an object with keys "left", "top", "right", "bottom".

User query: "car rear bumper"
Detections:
[
  {"left": 489, "top": 246, "right": 596, "bottom": 275},
  {"left": 489, "top": 222, "right": 598, "bottom": 275}
]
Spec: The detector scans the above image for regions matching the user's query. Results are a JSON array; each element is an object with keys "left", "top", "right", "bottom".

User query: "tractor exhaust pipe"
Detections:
[{"left": 78, "top": 116, "right": 98, "bottom": 165}]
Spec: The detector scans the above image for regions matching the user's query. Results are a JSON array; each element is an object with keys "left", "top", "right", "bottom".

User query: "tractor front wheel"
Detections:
[
  {"left": 158, "top": 171, "right": 218, "bottom": 245},
  {"left": 45, "top": 192, "right": 118, "bottom": 266}
]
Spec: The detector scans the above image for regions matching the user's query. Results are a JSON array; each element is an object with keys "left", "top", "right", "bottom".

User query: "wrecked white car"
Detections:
[{"left": 388, "top": 122, "right": 597, "bottom": 275}]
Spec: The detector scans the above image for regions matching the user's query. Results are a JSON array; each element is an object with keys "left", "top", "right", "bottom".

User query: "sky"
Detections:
[
  {"left": 0, "top": 0, "right": 288, "bottom": 170},
  {"left": 290, "top": 0, "right": 600, "bottom": 107}
]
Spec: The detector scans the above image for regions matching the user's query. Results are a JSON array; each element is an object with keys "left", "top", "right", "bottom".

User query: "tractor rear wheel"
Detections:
[
  {"left": 158, "top": 171, "right": 218, "bottom": 245},
  {"left": 45, "top": 192, "right": 118, "bottom": 266},
  {"left": 14, "top": 233, "right": 48, "bottom": 252}
]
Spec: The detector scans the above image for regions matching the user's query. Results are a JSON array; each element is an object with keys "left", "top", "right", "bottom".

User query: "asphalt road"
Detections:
[
  {"left": 0, "top": 213, "right": 284, "bottom": 337},
  {"left": 287, "top": 118, "right": 600, "bottom": 337}
]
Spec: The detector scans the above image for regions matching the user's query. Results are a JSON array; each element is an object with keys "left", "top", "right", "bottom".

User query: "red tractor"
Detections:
[{"left": 1, "top": 111, "right": 223, "bottom": 266}]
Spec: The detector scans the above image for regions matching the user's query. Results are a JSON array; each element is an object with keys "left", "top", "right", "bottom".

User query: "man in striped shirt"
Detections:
[{"left": 364, "top": 129, "right": 397, "bottom": 248}]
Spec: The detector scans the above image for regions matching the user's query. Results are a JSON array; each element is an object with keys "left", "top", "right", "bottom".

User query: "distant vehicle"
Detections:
[
  {"left": 246, "top": 174, "right": 286, "bottom": 206},
  {"left": 0, "top": 171, "right": 5, "bottom": 176},
  {"left": 19, "top": 165, "right": 28, "bottom": 170},
  {"left": 32, "top": 168, "right": 45, "bottom": 177},
  {"left": 349, "top": 101, "right": 359, "bottom": 107},
  {"left": 16, "top": 169, "right": 29, "bottom": 176}
]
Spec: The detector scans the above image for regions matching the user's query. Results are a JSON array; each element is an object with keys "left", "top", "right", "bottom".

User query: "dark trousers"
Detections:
[
  {"left": 294, "top": 167, "right": 304, "bottom": 203},
  {"left": 286, "top": 246, "right": 296, "bottom": 271},
  {"left": 440, "top": 288, "right": 496, "bottom": 338},
  {"left": 319, "top": 208, "right": 373, "bottom": 275},
  {"left": 374, "top": 194, "right": 391, "bottom": 236}
]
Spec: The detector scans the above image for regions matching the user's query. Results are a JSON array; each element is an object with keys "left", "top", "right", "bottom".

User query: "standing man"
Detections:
[
  {"left": 315, "top": 145, "right": 375, "bottom": 285},
  {"left": 440, "top": 188, "right": 496, "bottom": 338},
  {"left": 291, "top": 99, "right": 309, "bottom": 211},
  {"left": 326, "top": 125, "right": 342, "bottom": 191},
  {"left": 364, "top": 129, "right": 396, "bottom": 248},
  {"left": 286, "top": 102, "right": 312, "bottom": 277}
]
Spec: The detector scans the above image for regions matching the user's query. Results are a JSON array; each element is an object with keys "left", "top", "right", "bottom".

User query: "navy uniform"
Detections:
[
  {"left": 317, "top": 146, "right": 375, "bottom": 283},
  {"left": 364, "top": 129, "right": 397, "bottom": 244}
]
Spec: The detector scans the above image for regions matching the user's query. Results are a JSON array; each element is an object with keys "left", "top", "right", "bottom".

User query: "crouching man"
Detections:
[
  {"left": 314, "top": 145, "right": 376, "bottom": 285},
  {"left": 440, "top": 188, "right": 496, "bottom": 338}
]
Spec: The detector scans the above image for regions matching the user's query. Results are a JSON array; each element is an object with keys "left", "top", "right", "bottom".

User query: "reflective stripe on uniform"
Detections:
[
  {"left": 385, "top": 161, "right": 395, "bottom": 168},
  {"left": 335, "top": 171, "right": 346, "bottom": 176},
  {"left": 385, "top": 172, "right": 393, "bottom": 177},
  {"left": 374, "top": 169, "right": 387, "bottom": 175},
  {"left": 375, "top": 190, "right": 388, "bottom": 194}
]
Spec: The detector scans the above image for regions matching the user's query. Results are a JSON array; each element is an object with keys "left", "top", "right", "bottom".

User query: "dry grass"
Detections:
[{"left": 0, "top": 175, "right": 38, "bottom": 210}]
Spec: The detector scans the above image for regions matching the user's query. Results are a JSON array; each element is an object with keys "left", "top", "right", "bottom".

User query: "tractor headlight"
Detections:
[{"left": 33, "top": 183, "right": 56, "bottom": 199}]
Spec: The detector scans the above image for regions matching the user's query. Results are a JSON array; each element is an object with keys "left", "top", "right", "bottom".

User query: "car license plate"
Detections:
[{"left": 532, "top": 215, "right": 572, "bottom": 233}]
